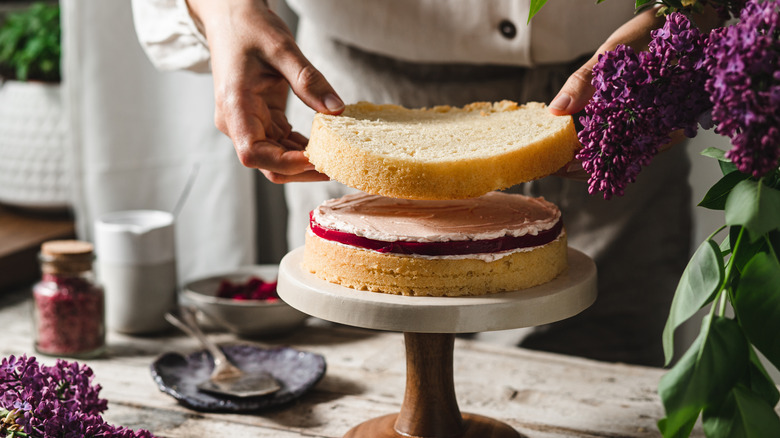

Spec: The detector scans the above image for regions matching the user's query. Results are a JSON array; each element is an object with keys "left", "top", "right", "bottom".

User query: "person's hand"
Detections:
[
  {"left": 187, "top": 0, "right": 344, "bottom": 183},
  {"left": 548, "top": 7, "right": 667, "bottom": 118},
  {"left": 548, "top": 6, "right": 722, "bottom": 181},
  {"left": 548, "top": 7, "right": 666, "bottom": 181}
]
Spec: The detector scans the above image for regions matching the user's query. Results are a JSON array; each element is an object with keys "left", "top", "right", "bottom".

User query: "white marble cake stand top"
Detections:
[{"left": 277, "top": 247, "right": 597, "bottom": 334}]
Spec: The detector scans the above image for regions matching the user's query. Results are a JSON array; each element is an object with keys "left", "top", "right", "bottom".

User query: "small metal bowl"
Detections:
[{"left": 182, "top": 265, "right": 308, "bottom": 338}]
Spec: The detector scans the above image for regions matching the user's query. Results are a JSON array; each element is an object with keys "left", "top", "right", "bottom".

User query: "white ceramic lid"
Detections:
[{"left": 94, "top": 209, "right": 175, "bottom": 265}]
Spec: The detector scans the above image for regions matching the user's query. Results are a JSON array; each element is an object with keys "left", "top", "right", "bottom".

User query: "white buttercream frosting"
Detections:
[{"left": 311, "top": 191, "right": 561, "bottom": 243}]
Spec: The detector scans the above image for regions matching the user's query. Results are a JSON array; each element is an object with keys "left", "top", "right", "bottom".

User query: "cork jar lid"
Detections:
[{"left": 40, "top": 240, "right": 94, "bottom": 274}]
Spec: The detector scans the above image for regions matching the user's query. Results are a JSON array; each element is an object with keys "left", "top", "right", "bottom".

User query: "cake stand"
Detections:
[{"left": 278, "top": 247, "right": 597, "bottom": 438}]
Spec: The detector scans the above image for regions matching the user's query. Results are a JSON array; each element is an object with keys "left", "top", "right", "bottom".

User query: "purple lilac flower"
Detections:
[
  {"left": 705, "top": 0, "right": 780, "bottom": 177},
  {"left": 647, "top": 13, "right": 711, "bottom": 137},
  {"left": 577, "top": 12, "right": 710, "bottom": 198},
  {"left": 0, "top": 355, "right": 156, "bottom": 438},
  {"left": 48, "top": 360, "right": 108, "bottom": 417}
]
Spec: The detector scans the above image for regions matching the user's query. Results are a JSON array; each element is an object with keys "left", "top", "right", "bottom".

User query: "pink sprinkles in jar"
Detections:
[{"left": 33, "top": 240, "right": 105, "bottom": 358}]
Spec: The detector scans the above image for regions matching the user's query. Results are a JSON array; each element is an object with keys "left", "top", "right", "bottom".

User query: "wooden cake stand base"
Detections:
[{"left": 278, "top": 247, "right": 597, "bottom": 438}]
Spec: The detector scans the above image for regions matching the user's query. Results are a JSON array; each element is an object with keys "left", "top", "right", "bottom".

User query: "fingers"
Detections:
[
  {"left": 549, "top": 6, "right": 666, "bottom": 117},
  {"left": 233, "top": 137, "right": 305, "bottom": 170},
  {"left": 251, "top": 146, "right": 328, "bottom": 183},
  {"left": 269, "top": 43, "right": 345, "bottom": 115},
  {"left": 246, "top": 8, "right": 344, "bottom": 114},
  {"left": 261, "top": 168, "right": 331, "bottom": 184},
  {"left": 286, "top": 131, "right": 310, "bottom": 149},
  {"left": 553, "top": 158, "right": 590, "bottom": 183},
  {"left": 197, "top": 1, "right": 342, "bottom": 181},
  {"left": 239, "top": 142, "right": 329, "bottom": 183},
  {"left": 549, "top": 60, "right": 597, "bottom": 116}
]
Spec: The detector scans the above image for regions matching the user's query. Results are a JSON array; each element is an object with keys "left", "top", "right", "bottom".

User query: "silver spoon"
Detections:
[{"left": 165, "top": 307, "right": 281, "bottom": 398}]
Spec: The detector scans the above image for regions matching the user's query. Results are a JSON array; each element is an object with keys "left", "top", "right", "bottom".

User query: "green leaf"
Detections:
[
  {"left": 733, "top": 252, "right": 780, "bottom": 371},
  {"left": 732, "top": 230, "right": 768, "bottom": 275},
  {"left": 635, "top": 0, "right": 656, "bottom": 7},
  {"left": 16, "top": 63, "right": 29, "bottom": 81},
  {"left": 702, "top": 344, "right": 780, "bottom": 436},
  {"left": 699, "top": 171, "right": 750, "bottom": 210},
  {"left": 744, "top": 347, "right": 780, "bottom": 407},
  {"left": 658, "top": 316, "right": 749, "bottom": 437},
  {"left": 662, "top": 239, "right": 724, "bottom": 365},
  {"left": 701, "top": 147, "right": 729, "bottom": 161},
  {"left": 730, "top": 226, "right": 743, "bottom": 259},
  {"left": 719, "top": 160, "right": 739, "bottom": 176},
  {"left": 768, "top": 230, "right": 780, "bottom": 257},
  {"left": 0, "top": 2, "right": 61, "bottom": 81},
  {"left": 700, "top": 147, "right": 739, "bottom": 175},
  {"left": 635, "top": 0, "right": 660, "bottom": 13},
  {"left": 527, "top": 0, "right": 548, "bottom": 23},
  {"left": 703, "top": 384, "right": 780, "bottom": 438},
  {"left": 725, "top": 180, "right": 780, "bottom": 242},
  {"left": 719, "top": 233, "right": 732, "bottom": 256}
]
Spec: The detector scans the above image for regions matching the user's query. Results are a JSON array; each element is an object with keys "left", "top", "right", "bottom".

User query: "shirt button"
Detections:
[{"left": 498, "top": 19, "right": 517, "bottom": 39}]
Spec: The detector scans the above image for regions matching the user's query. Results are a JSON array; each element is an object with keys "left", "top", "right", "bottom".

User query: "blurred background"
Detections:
[{"left": 0, "top": 0, "right": 288, "bottom": 295}]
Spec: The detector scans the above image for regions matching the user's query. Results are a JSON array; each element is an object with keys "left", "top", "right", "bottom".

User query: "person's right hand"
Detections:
[{"left": 187, "top": 0, "right": 344, "bottom": 183}]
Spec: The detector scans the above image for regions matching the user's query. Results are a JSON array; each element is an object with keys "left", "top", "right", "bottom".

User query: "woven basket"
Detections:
[{"left": 0, "top": 80, "right": 71, "bottom": 211}]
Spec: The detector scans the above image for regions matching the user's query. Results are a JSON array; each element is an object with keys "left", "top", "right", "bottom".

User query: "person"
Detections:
[{"left": 131, "top": 0, "right": 718, "bottom": 366}]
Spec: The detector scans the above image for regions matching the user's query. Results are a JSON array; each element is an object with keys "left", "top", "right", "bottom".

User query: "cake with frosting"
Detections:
[{"left": 303, "top": 191, "right": 567, "bottom": 297}]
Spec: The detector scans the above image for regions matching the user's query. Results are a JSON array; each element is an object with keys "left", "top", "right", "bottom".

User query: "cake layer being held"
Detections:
[{"left": 304, "top": 101, "right": 580, "bottom": 200}]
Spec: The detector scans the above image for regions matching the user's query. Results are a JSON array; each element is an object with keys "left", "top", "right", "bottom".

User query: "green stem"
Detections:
[
  {"left": 707, "top": 224, "right": 728, "bottom": 242},
  {"left": 703, "top": 225, "right": 746, "bottom": 324},
  {"left": 722, "top": 226, "right": 745, "bottom": 289},
  {"left": 707, "top": 286, "right": 722, "bottom": 323},
  {"left": 765, "top": 234, "right": 778, "bottom": 261},
  {"left": 720, "top": 226, "right": 747, "bottom": 319},
  {"left": 718, "top": 289, "right": 728, "bottom": 317}
]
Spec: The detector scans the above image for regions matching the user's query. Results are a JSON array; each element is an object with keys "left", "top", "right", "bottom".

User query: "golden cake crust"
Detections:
[
  {"left": 305, "top": 101, "right": 580, "bottom": 200},
  {"left": 303, "top": 231, "right": 568, "bottom": 297}
]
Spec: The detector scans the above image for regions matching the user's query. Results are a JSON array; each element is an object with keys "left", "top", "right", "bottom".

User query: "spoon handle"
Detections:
[{"left": 164, "top": 308, "right": 231, "bottom": 368}]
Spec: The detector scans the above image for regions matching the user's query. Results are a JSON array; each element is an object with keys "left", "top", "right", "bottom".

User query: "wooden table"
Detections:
[{"left": 0, "top": 288, "right": 737, "bottom": 438}]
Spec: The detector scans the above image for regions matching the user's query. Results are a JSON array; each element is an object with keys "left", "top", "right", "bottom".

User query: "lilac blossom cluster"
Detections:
[
  {"left": 578, "top": 0, "right": 780, "bottom": 198},
  {"left": 704, "top": 0, "right": 780, "bottom": 177},
  {"left": 0, "top": 355, "right": 155, "bottom": 438},
  {"left": 577, "top": 12, "right": 710, "bottom": 198}
]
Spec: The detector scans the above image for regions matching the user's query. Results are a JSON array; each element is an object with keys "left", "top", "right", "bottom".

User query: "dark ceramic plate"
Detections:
[{"left": 150, "top": 344, "right": 326, "bottom": 412}]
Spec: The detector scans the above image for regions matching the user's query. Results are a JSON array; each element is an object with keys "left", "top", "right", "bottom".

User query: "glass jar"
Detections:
[{"left": 32, "top": 240, "right": 105, "bottom": 358}]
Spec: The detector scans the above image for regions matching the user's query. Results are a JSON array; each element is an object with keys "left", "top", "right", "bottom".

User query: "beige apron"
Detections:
[{"left": 286, "top": 20, "right": 692, "bottom": 366}]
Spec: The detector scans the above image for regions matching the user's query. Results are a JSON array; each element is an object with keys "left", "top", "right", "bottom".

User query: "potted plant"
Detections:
[{"left": 0, "top": 2, "right": 70, "bottom": 211}]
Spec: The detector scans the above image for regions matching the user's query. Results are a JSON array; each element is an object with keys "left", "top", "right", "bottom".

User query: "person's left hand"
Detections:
[
  {"left": 549, "top": 5, "right": 721, "bottom": 181},
  {"left": 547, "top": 7, "right": 666, "bottom": 181}
]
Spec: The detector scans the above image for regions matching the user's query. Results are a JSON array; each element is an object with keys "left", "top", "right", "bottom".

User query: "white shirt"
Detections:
[{"left": 131, "top": 0, "right": 636, "bottom": 72}]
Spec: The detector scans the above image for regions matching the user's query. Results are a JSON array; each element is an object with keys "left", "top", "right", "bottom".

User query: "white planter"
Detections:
[{"left": 0, "top": 80, "right": 71, "bottom": 211}]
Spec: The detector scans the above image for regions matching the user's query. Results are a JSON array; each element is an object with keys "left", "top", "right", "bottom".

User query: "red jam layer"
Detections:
[{"left": 309, "top": 213, "right": 563, "bottom": 256}]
